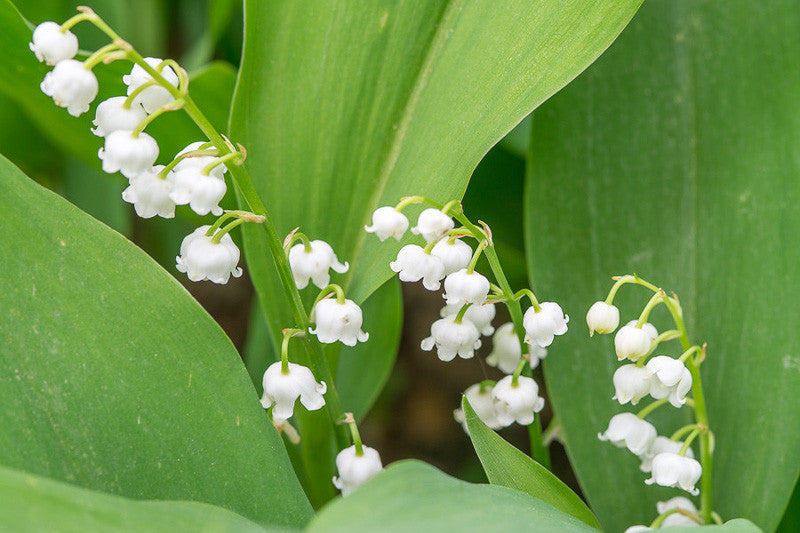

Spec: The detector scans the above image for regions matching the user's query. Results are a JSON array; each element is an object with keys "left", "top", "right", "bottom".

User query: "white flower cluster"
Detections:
[
  {"left": 589, "top": 290, "right": 704, "bottom": 524},
  {"left": 367, "top": 204, "right": 568, "bottom": 430},
  {"left": 32, "top": 21, "right": 243, "bottom": 285}
]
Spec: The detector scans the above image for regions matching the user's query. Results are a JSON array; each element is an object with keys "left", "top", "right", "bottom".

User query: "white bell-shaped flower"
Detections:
[
  {"left": 175, "top": 225, "right": 243, "bottom": 284},
  {"left": 420, "top": 315, "right": 481, "bottom": 362},
  {"left": 527, "top": 343, "right": 548, "bottom": 370},
  {"left": 523, "top": 301, "right": 569, "bottom": 348},
  {"left": 364, "top": 206, "right": 409, "bottom": 241},
  {"left": 586, "top": 301, "right": 620, "bottom": 335},
  {"left": 98, "top": 130, "right": 159, "bottom": 178},
  {"left": 410, "top": 208, "right": 454, "bottom": 242},
  {"left": 91, "top": 97, "right": 148, "bottom": 137},
  {"left": 453, "top": 383, "right": 506, "bottom": 432},
  {"left": 168, "top": 167, "right": 226, "bottom": 216},
  {"left": 645, "top": 452, "right": 702, "bottom": 495},
  {"left": 122, "top": 57, "right": 180, "bottom": 113},
  {"left": 612, "top": 365, "right": 653, "bottom": 405},
  {"left": 389, "top": 244, "right": 445, "bottom": 291},
  {"left": 645, "top": 356, "right": 693, "bottom": 407},
  {"left": 310, "top": 298, "right": 369, "bottom": 346},
  {"left": 30, "top": 22, "right": 78, "bottom": 65},
  {"left": 442, "top": 269, "right": 490, "bottom": 306},
  {"left": 614, "top": 321, "right": 658, "bottom": 361},
  {"left": 40, "top": 59, "right": 98, "bottom": 117},
  {"left": 122, "top": 165, "right": 175, "bottom": 219},
  {"left": 657, "top": 497, "right": 701, "bottom": 527},
  {"left": 332, "top": 445, "right": 383, "bottom": 496},
  {"left": 492, "top": 375, "right": 545, "bottom": 426},
  {"left": 431, "top": 238, "right": 472, "bottom": 276},
  {"left": 288, "top": 240, "right": 349, "bottom": 290},
  {"left": 486, "top": 322, "right": 521, "bottom": 373},
  {"left": 260, "top": 361, "right": 327, "bottom": 420},
  {"left": 623, "top": 527, "right": 652, "bottom": 533},
  {"left": 441, "top": 302, "right": 495, "bottom": 336},
  {"left": 173, "top": 141, "right": 226, "bottom": 178},
  {"left": 640, "top": 436, "right": 695, "bottom": 472},
  {"left": 598, "top": 412, "right": 657, "bottom": 456}
]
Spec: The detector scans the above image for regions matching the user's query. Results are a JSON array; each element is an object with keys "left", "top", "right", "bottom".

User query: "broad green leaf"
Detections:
[
  {"left": 462, "top": 397, "right": 599, "bottom": 529},
  {"left": 307, "top": 460, "right": 595, "bottom": 533},
  {"left": 776, "top": 481, "right": 799, "bottom": 533},
  {"left": 0, "top": 464, "right": 287, "bottom": 533},
  {"left": 0, "top": 155, "right": 312, "bottom": 528},
  {"left": 668, "top": 521, "right": 763, "bottom": 533},
  {"left": 230, "top": 0, "right": 643, "bottom": 362},
  {"left": 525, "top": 2, "right": 800, "bottom": 531}
]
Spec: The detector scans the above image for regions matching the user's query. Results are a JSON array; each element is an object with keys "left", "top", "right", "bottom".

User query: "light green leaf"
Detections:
[
  {"left": 0, "top": 155, "right": 312, "bottom": 529},
  {"left": 669, "top": 521, "right": 764, "bottom": 533},
  {"left": 0, "top": 464, "right": 289, "bottom": 533},
  {"left": 307, "top": 460, "right": 596, "bottom": 533},
  {"left": 462, "top": 397, "right": 600, "bottom": 529},
  {"left": 524, "top": 1, "right": 800, "bottom": 531},
  {"left": 230, "top": 0, "right": 643, "bottom": 357}
]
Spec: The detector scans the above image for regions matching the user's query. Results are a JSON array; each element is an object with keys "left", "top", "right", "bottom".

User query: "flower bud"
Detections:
[
  {"left": 389, "top": 244, "right": 445, "bottom": 291},
  {"left": 98, "top": 130, "right": 159, "bottom": 178},
  {"left": 430, "top": 238, "right": 472, "bottom": 276},
  {"left": 522, "top": 301, "right": 569, "bottom": 348},
  {"left": 364, "top": 206, "right": 409, "bottom": 241},
  {"left": 122, "top": 165, "right": 176, "bottom": 219},
  {"left": 614, "top": 321, "right": 657, "bottom": 361},
  {"left": 310, "top": 298, "right": 369, "bottom": 346},
  {"left": 91, "top": 97, "right": 148, "bottom": 137},
  {"left": 612, "top": 365, "right": 652, "bottom": 405},
  {"left": 40, "top": 59, "right": 98, "bottom": 117},
  {"left": 645, "top": 452, "right": 702, "bottom": 495},
  {"left": 410, "top": 208, "right": 454, "bottom": 242},
  {"left": 123, "top": 57, "right": 180, "bottom": 113},
  {"left": 598, "top": 412, "right": 657, "bottom": 456},
  {"left": 586, "top": 301, "right": 620, "bottom": 335},
  {"left": 30, "top": 22, "right": 78, "bottom": 65},
  {"left": 442, "top": 268, "right": 490, "bottom": 307},
  {"left": 260, "top": 361, "right": 326, "bottom": 420},
  {"left": 491, "top": 375, "right": 545, "bottom": 426},
  {"left": 175, "top": 225, "right": 243, "bottom": 284},
  {"left": 332, "top": 445, "right": 383, "bottom": 496},
  {"left": 421, "top": 315, "right": 481, "bottom": 362}
]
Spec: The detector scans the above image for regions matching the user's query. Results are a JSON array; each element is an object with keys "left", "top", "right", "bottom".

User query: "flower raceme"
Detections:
[
  {"left": 364, "top": 206, "right": 409, "bottom": 241},
  {"left": 421, "top": 314, "right": 482, "bottom": 361},
  {"left": 309, "top": 298, "right": 369, "bottom": 346},
  {"left": 522, "top": 301, "right": 569, "bottom": 348},
  {"left": 288, "top": 240, "right": 350, "bottom": 290},
  {"left": 30, "top": 22, "right": 78, "bottom": 65},
  {"left": 260, "top": 362, "right": 327, "bottom": 421},
  {"left": 175, "top": 225, "right": 243, "bottom": 284},
  {"left": 390, "top": 244, "right": 445, "bottom": 291},
  {"left": 332, "top": 445, "right": 384, "bottom": 496}
]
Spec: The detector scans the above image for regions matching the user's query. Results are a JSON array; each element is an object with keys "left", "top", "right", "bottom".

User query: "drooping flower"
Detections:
[
  {"left": 492, "top": 375, "right": 545, "bottom": 426},
  {"left": 91, "top": 96, "right": 148, "bottom": 137},
  {"left": 522, "top": 301, "right": 569, "bottom": 348},
  {"left": 486, "top": 322, "right": 521, "bottom": 373},
  {"left": 29, "top": 21, "right": 78, "bottom": 65},
  {"left": 420, "top": 315, "right": 481, "bottom": 362},
  {"left": 168, "top": 167, "right": 226, "bottom": 216},
  {"left": 364, "top": 206, "right": 409, "bottom": 241},
  {"left": 410, "top": 208, "right": 454, "bottom": 242},
  {"left": 598, "top": 412, "right": 657, "bottom": 456},
  {"left": 40, "top": 59, "right": 98, "bottom": 117},
  {"left": 614, "top": 321, "right": 658, "bottom": 361},
  {"left": 442, "top": 269, "right": 490, "bottom": 306},
  {"left": 173, "top": 141, "right": 226, "bottom": 178},
  {"left": 175, "top": 225, "right": 243, "bottom": 284},
  {"left": 122, "top": 57, "right": 180, "bottom": 113},
  {"left": 586, "top": 301, "right": 620, "bottom": 335},
  {"left": 612, "top": 364, "right": 653, "bottom": 405},
  {"left": 288, "top": 240, "right": 349, "bottom": 290},
  {"left": 657, "top": 497, "right": 701, "bottom": 527},
  {"left": 453, "top": 383, "right": 506, "bottom": 432},
  {"left": 623, "top": 527, "right": 652, "bottom": 533},
  {"left": 310, "top": 298, "right": 369, "bottom": 346},
  {"left": 430, "top": 238, "right": 472, "bottom": 276},
  {"left": 389, "top": 244, "right": 445, "bottom": 291},
  {"left": 441, "top": 301, "right": 496, "bottom": 336},
  {"left": 98, "top": 130, "right": 159, "bottom": 178},
  {"left": 645, "top": 356, "right": 693, "bottom": 407},
  {"left": 639, "top": 436, "right": 694, "bottom": 473},
  {"left": 260, "top": 361, "right": 327, "bottom": 420},
  {"left": 122, "top": 165, "right": 175, "bottom": 219},
  {"left": 645, "top": 452, "right": 702, "bottom": 495},
  {"left": 332, "top": 445, "right": 383, "bottom": 496}
]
